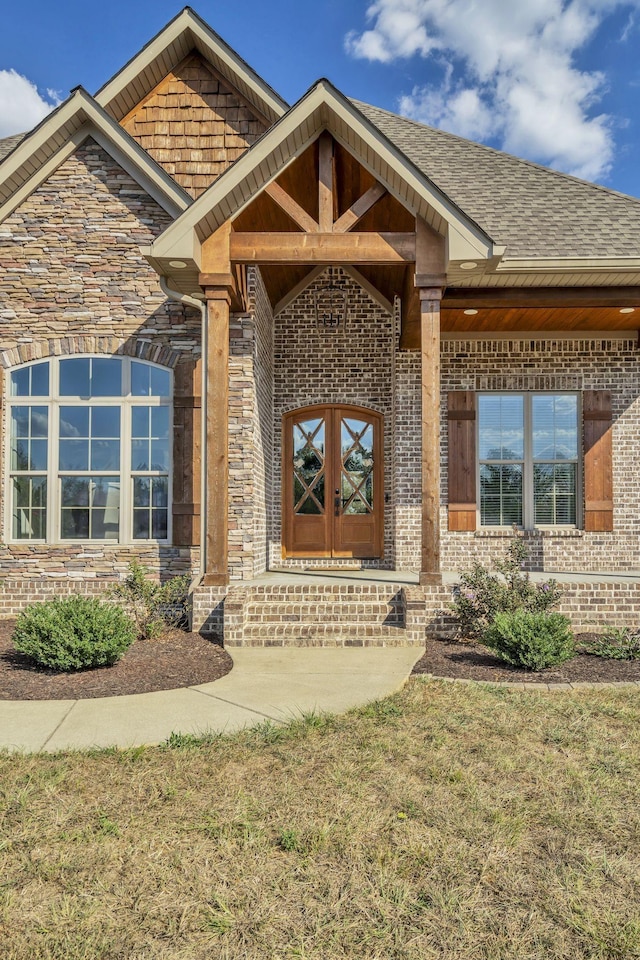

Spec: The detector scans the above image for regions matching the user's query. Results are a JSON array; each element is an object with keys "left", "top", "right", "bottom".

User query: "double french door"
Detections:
[{"left": 283, "top": 404, "right": 383, "bottom": 558}]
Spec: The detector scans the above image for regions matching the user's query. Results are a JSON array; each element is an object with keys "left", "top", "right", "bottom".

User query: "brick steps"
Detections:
[
  {"left": 221, "top": 582, "right": 428, "bottom": 646},
  {"left": 191, "top": 579, "right": 454, "bottom": 645},
  {"left": 238, "top": 623, "right": 413, "bottom": 646}
]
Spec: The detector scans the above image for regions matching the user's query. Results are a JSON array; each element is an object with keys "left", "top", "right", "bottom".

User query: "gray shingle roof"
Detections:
[
  {"left": 354, "top": 100, "right": 640, "bottom": 259},
  {"left": 0, "top": 133, "right": 25, "bottom": 162}
]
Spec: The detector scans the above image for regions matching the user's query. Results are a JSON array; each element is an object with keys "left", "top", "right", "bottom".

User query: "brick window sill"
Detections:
[{"left": 473, "top": 529, "right": 585, "bottom": 539}]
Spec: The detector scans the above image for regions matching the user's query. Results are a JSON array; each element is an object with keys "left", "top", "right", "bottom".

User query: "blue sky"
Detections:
[{"left": 1, "top": 1, "right": 640, "bottom": 196}]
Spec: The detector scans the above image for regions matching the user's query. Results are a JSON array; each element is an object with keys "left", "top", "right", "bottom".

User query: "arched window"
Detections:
[{"left": 8, "top": 356, "right": 172, "bottom": 543}]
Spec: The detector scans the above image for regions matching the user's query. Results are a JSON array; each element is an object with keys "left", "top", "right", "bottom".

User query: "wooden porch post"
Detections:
[
  {"left": 419, "top": 287, "right": 442, "bottom": 584},
  {"left": 202, "top": 286, "right": 231, "bottom": 585},
  {"left": 414, "top": 216, "right": 445, "bottom": 585}
]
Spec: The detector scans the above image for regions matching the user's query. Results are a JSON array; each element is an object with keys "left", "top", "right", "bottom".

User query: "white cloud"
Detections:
[
  {"left": 345, "top": 0, "right": 640, "bottom": 181},
  {"left": 0, "top": 70, "right": 60, "bottom": 139}
]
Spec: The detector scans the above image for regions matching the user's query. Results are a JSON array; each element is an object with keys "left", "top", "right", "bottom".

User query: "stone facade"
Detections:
[{"left": 0, "top": 139, "right": 201, "bottom": 588}]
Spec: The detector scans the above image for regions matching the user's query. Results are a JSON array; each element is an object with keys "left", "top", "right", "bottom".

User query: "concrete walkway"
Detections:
[{"left": 0, "top": 647, "right": 421, "bottom": 754}]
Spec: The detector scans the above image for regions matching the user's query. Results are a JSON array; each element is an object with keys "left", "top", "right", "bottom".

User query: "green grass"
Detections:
[{"left": 1, "top": 680, "right": 639, "bottom": 959}]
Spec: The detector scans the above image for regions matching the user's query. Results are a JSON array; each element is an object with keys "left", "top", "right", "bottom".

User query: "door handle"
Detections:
[{"left": 334, "top": 489, "right": 340, "bottom": 516}]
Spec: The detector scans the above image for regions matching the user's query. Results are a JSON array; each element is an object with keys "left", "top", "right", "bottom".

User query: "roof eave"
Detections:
[{"left": 0, "top": 88, "right": 191, "bottom": 225}]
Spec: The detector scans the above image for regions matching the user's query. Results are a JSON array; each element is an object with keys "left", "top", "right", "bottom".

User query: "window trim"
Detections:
[
  {"left": 476, "top": 391, "right": 582, "bottom": 531},
  {"left": 5, "top": 355, "right": 173, "bottom": 546}
]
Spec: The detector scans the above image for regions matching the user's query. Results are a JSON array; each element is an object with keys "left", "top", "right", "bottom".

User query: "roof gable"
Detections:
[
  {"left": 95, "top": 7, "right": 288, "bottom": 127},
  {"left": 0, "top": 88, "right": 191, "bottom": 225},
  {"left": 146, "top": 79, "right": 496, "bottom": 286},
  {"left": 120, "top": 50, "right": 268, "bottom": 199}
]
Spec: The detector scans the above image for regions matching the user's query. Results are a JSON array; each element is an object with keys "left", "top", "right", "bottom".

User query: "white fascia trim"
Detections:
[
  {"left": 0, "top": 134, "right": 81, "bottom": 224},
  {"left": 496, "top": 256, "right": 640, "bottom": 273},
  {"left": 150, "top": 82, "right": 495, "bottom": 263},
  {"left": 323, "top": 94, "right": 493, "bottom": 260},
  {"left": 0, "top": 90, "right": 191, "bottom": 224},
  {"left": 88, "top": 125, "right": 187, "bottom": 219},
  {"left": 95, "top": 9, "right": 287, "bottom": 123}
]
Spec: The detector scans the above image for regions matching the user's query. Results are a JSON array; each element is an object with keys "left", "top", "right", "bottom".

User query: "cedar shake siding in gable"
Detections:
[{"left": 120, "top": 52, "right": 267, "bottom": 198}]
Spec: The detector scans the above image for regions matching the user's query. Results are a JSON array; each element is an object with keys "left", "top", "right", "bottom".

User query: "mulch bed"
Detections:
[
  {"left": 0, "top": 619, "right": 233, "bottom": 701},
  {"left": 413, "top": 633, "right": 640, "bottom": 684}
]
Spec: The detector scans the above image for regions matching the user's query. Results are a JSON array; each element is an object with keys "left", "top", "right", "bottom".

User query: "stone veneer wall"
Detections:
[
  {"left": 227, "top": 268, "right": 274, "bottom": 580},
  {"left": 0, "top": 138, "right": 201, "bottom": 589},
  {"left": 440, "top": 336, "right": 640, "bottom": 573},
  {"left": 270, "top": 267, "right": 398, "bottom": 569}
]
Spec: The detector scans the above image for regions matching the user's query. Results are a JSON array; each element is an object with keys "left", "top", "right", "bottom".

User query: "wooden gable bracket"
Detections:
[
  {"left": 200, "top": 221, "right": 249, "bottom": 313},
  {"left": 400, "top": 218, "right": 446, "bottom": 350},
  {"left": 230, "top": 132, "right": 395, "bottom": 268}
]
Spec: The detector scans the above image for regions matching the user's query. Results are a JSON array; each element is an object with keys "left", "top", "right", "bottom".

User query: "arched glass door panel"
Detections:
[{"left": 283, "top": 405, "right": 383, "bottom": 559}]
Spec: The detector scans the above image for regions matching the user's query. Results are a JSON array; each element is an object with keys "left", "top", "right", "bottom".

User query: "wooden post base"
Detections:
[
  {"left": 202, "top": 573, "right": 229, "bottom": 587},
  {"left": 419, "top": 571, "right": 442, "bottom": 586}
]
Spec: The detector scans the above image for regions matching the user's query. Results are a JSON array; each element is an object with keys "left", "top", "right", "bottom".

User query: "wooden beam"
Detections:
[
  {"left": 400, "top": 264, "right": 420, "bottom": 350},
  {"left": 442, "top": 286, "right": 640, "bottom": 309},
  {"left": 203, "top": 287, "right": 230, "bottom": 586},
  {"left": 318, "top": 132, "right": 334, "bottom": 232},
  {"left": 420, "top": 287, "right": 442, "bottom": 585},
  {"left": 333, "top": 182, "right": 387, "bottom": 233},
  {"left": 415, "top": 217, "right": 446, "bottom": 287},
  {"left": 229, "top": 232, "right": 416, "bottom": 264},
  {"left": 201, "top": 220, "right": 232, "bottom": 275},
  {"left": 264, "top": 181, "right": 320, "bottom": 234}
]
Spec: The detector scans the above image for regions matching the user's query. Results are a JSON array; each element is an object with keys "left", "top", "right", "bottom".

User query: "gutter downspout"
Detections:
[{"left": 159, "top": 277, "right": 208, "bottom": 584}]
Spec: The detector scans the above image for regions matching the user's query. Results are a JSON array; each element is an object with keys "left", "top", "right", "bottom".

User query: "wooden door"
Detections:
[{"left": 283, "top": 405, "right": 383, "bottom": 559}]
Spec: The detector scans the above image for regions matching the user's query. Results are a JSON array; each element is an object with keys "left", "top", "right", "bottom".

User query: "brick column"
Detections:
[{"left": 419, "top": 287, "right": 442, "bottom": 585}]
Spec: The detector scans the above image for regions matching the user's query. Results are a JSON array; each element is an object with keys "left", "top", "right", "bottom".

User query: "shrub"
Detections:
[
  {"left": 452, "top": 536, "right": 562, "bottom": 638},
  {"left": 578, "top": 627, "right": 640, "bottom": 661},
  {"left": 109, "top": 560, "right": 191, "bottom": 639},
  {"left": 483, "top": 609, "right": 574, "bottom": 671},
  {"left": 13, "top": 596, "right": 136, "bottom": 671}
]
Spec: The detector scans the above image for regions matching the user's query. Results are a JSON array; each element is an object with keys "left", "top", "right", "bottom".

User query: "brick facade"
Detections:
[
  {"left": 270, "top": 267, "right": 397, "bottom": 569},
  {"left": 227, "top": 268, "right": 274, "bottom": 580},
  {"left": 440, "top": 336, "right": 640, "bottom": 573}
]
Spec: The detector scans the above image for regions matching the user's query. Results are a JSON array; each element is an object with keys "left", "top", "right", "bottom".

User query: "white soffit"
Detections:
[
  {"left": 0, "top": 89, "right": 191, "bottom": 225},
  {"left": 147, "top": 80, "right": 495, "bottom": 265},
  {"left": 95, "top": 7, "right": 288, "bottom": 125}
]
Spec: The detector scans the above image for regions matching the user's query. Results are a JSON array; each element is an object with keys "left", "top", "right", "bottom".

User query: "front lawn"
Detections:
[{"left": 1, "top": 680, "right": 639, "bottom": 959}]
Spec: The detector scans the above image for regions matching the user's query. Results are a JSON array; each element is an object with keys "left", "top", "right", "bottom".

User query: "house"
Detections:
[{"left": 1, "top": 7, "right": 640, "bottom": 643}]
